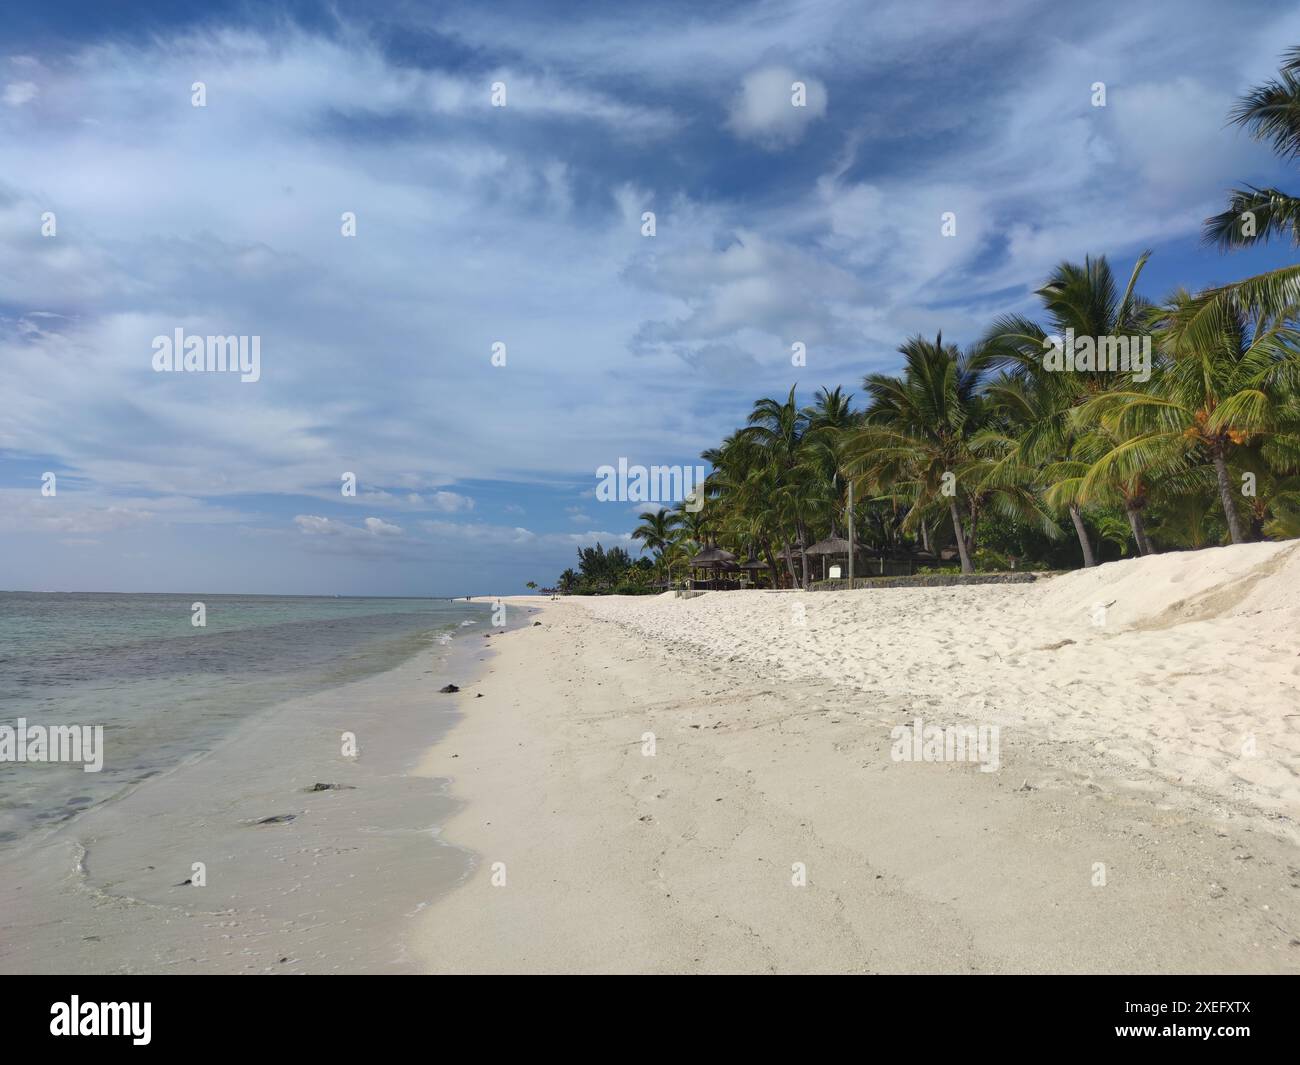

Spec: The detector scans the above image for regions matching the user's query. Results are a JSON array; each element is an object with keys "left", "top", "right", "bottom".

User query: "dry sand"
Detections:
[{"left": 415, "top": 543, "right": 1300, "bottom": 973}]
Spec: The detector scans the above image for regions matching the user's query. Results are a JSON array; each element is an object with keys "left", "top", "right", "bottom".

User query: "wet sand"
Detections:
[{"left": 0, "top": 628, "right": 502, "bottom": 974}]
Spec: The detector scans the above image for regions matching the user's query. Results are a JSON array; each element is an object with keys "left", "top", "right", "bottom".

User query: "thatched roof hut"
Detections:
[
  {"left": 804, "top": 536, "right": 852, "bottom": 556},
  {"left": 688, "top": 546, "right": 737, "bottom": 568}
]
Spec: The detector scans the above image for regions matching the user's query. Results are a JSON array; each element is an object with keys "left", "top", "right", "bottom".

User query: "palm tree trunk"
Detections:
[
  {"left": 1211, "top": 441, "right": 1246, "bottom": 545},
  {"left": 761, "top": 540, "right": 780, "bottom": 589},
  {"left": 782, "top": 542, "right": 798, "bottom": 588},
  {"left": 796, "top": 520, "right": 811, "bottom": 591},
  {"left": 965, "top": 500, "right": 979, "bottom": 562},
  {"left": 1068, "top": 503, "right": 1097, "bottom": 567},
  {"left": 920, "top": 520, "right": 931, "bottom": 555},
  {"left": 1126, "top": 502, "right": 1153, "bottom": 556},
  {"left": 948, "top": 499, "right": 974, "bottom": 574}
]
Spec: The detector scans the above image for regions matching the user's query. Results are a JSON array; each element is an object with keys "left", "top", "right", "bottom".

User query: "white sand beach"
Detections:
[
  {"left": 414, "top": 542, "right": 1300, "bottom": 973},
  {"left": 4, "top": 544, "right": 1296, "bottom": 974}
]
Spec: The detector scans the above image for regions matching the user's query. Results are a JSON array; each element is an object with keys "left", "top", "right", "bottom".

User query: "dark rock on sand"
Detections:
[
  {"left": 306, "top": 782, "right": 355, "bottom": 792},
  {"left": 256, "top": 814, "right": 297, "bottom": 825},
  {"left": 440, "top": 683, "right": 460, "bottom": 693}
]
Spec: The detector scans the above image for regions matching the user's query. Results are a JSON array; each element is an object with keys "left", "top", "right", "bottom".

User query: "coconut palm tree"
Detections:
[
  {"left": 844, "top": 334, "right": 991, "bottom": 574},
  {"left": 631, "top": 507, "right": 680, "bottom": 581},
  {"left": 801, "top": 386, "right": 860, "bottom": 539},
  {"left": 1194, "top": 47, "right": 1300, "bottom": 349},
  {"left": 672, "top": 500, "right": 711, "bottom": 551},
  {"left": 981, "top": 252, "right": 1153, "bottom": 560},
  {"left": 742, "top": 387, "right": 818, "bottom": 587},
  {"left": 702, "top": 432, "right": 787, "bottom": 584},
  {"left": 1068, "top": 292, "right": 1300, "bottom": 546},
  {"left": 1138, "top": 291, "right": 1300, "bottom": 542},
  {"left": 1248, "top": 465, "right": 1300, "bottom": 538},
  {"left": 970, "top": 374, "right": 1076, "bottom": 559},
  {"left": 1040, "top": 425, "right": 1163, "bottom": 556},
  {"left": 1204, "top": 46, "right": 1300, "bottom": 252}
]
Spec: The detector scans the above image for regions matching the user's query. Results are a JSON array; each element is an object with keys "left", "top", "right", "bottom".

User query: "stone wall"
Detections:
[{"left": 813, "top": 572, "right": 1042, "bottom": 591}]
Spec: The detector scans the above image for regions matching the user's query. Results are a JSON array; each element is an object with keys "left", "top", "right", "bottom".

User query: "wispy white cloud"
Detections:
[
  {"left": 2, "top": 81, "right": 37, "bottom": 106},
  {"left": 430, "top": 490, "right": 475, "bottom": 513},
  {"left": 726, "top": 66, "right": 827, "bottom": 149}
]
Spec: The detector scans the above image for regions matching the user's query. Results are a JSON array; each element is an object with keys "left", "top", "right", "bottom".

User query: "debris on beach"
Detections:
[
  {"left": 255, "top": 814, "right": 297, "bottom": 825},
  {"left": 306, "top": 782, "right": 354, "bottom": 792},
  {"left": 440, "top": 683, "right": 460, "bottom": 693}
]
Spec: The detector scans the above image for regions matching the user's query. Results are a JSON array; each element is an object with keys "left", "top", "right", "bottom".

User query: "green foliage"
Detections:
[{"left": 558, "top": 545, "right": 656, "bottom": 595}]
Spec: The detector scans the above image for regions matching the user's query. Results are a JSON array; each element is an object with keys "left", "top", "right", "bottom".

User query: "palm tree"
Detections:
[
  {"left": 1193, "top": 47, "right": 1300, "bottom": 349},
  {"left": 1234, "top": 444, "right": 1300, "bottom": 538},
  {"left": 1204, "top": 46, "right": 1300, "bottom": 252},
  {"left": 672, "top": 500, "right": 711, "bottom": 549},
  {"left": 700, "top": 430, "right": 785, "bottom": 585},
  {"left": 971, "top": 374, "right": 1076, "bottom": 559},
  {"left": 1045, "top": 410, "right": 1170, "bottom": 559},
  {"left": 806, "top": 385, "right": 857, "bottom": 432},
  {"left": 742, "top": 387, "right": 817, "bottom": 587},
  {"left": 844, "top": 334, "right": 991, "bottom": 574},
  {"left": 1139, "top": 291, "right": 1300, "bottom": 542},
  {"left": 631, "top": 507, "right": 680, "bottom": 581},
  {"left": 801, "top": 386, "right": 860, "bottom": 540},
  {"left": 981, "top": 252, "right": 1153, "bottom": 560}
]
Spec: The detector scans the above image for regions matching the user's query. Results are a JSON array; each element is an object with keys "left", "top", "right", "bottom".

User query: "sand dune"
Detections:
[
  {"left": 581, "top": 542, "right": 1300, "bottom": 834},
  {"left": 416, "top": 550, "right": 1300, "bottom": 972}
]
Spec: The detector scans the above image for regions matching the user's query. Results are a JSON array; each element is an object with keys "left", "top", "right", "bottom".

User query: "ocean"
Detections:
[{"left": 0, "top": 592, "right": 491, "bottom": 848}]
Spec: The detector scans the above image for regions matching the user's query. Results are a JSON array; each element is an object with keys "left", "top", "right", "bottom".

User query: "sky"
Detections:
[{"left": 2, "top": 0, "right": 1299, "bottom": 595}]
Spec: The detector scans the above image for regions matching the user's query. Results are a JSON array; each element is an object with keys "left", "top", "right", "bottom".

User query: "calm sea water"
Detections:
[{"left": 0, "top": 592, "right": 490, "bottom": 847}]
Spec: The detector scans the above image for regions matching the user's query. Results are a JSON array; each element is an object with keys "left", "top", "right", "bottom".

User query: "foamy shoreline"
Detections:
[{"left": 0, "top": 623, "right": 498, "bottom": 974}]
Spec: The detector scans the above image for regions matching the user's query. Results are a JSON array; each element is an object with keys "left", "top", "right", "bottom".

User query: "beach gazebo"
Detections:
[
  {"left": 805, "top": 535, "right": 853, "bottom": 581},
  {"left": 687, "top": 546, "right": 738, "bottom": 589},
  {"left": 737, "top": 554, "right": 771, "bottom": 588}
]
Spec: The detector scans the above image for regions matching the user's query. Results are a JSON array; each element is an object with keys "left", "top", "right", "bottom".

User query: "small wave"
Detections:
[{"left": 458, "top": 619, "right": 478, "bottom": 628}]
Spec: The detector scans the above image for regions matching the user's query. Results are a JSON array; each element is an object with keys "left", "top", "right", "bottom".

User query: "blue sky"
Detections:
[{"left": 2, "top": 0, "right": 1299, "bottom": 595}]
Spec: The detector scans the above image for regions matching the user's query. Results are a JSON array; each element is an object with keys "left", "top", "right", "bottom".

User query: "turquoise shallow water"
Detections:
[{"left": 0, "top": 592, "right": 490, "bottom": 846}]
